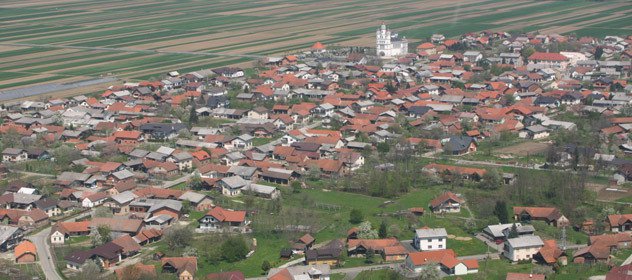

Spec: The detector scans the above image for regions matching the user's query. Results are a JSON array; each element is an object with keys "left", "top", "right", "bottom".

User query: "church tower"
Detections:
[
  {"left": 376, "top": 23, "right": 407, "bottom": 59},
  {"left": 376, "top": 23, "right": 392, "bottom": 57}
]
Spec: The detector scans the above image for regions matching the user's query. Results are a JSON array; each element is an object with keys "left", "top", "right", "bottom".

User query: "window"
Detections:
[
  {"left": 438, "top": 238, "right": 443, "bottom": 242},
  {"left": 428, "top": 245, "right": 432, "bottom": 249},
  {"left": 438, "top": 245, "right": 443, "bottom": 248}
]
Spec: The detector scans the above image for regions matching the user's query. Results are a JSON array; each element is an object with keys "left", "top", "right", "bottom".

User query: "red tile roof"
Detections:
[{"left": 528, "top": 52, "right": 569, "bottom": 61}]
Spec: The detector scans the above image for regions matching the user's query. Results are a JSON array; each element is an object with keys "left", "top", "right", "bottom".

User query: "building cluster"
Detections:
[{"left": 0, "top": 27, "right": 630, "bottom": 279}]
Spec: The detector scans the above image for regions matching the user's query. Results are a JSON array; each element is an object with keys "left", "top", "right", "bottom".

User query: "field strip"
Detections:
[
  {"left": 0, "top": 49, "right": 78, "bottom": 64},
  {"left": 0, "top": 50, "right": 96, "bottom": 69}
]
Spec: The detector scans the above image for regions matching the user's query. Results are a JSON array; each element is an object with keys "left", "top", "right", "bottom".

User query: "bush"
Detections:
[
  {"left": 221, "top": 236, "right": 249, "bottom": 262},
  {"left": 349, "top": 209, "right": 363, "bottom": 224}
]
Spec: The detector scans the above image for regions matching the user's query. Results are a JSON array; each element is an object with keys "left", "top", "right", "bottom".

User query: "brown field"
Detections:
[
  {"left": 0, "top": 0, "right": 629, "bottom": 100},
  {"left": 494, "top": 142, "right": 552, "bottom": 156}
]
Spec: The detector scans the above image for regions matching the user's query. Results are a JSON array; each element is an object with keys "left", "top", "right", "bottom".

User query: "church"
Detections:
[{"left": 376, "top": 23, "right": 408, "bottom": 58}]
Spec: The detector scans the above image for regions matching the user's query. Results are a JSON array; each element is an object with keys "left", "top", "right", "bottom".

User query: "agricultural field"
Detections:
[{"left": 0, "top": 0, "right": 630, "bottom": 93}]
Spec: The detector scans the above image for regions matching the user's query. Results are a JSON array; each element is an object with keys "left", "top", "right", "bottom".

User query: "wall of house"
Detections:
[
  {"left": 415, "top": 236, "right": 446, "bottom": 251},
  {"left": 505, "top": 246, "right": 541, "bottom": 262}
]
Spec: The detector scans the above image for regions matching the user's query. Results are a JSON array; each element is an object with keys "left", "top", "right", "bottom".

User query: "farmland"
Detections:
[{"left": 0, "top": 0, "right": 630, "bottom": 92}]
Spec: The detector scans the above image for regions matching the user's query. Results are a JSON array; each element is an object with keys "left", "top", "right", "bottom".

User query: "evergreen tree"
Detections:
[
  {"left": 349, "top": 209, "right": 364, "bottom": 224},
  {"left": 379, "top": 221, "right": 388, "bottom": 238},
  {"left": 494, "top": 201, "right": 509, "bottom": 223},
  {"left": 508, "top": 223, "right": 519, "bottom": 238},
  {"left": 188, "top": 97, "right": 198, "bottom": 125}
]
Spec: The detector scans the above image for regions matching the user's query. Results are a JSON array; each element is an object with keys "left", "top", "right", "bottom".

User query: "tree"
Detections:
[
  {"left": 508, "top": 223, "right": 519, "bottom": 238},
  {"left": 188, "top": 97, "right": 198, "bottom": 125},
  {"left": 365, "top": 249, "right": 375, "bottom": 264},
  {"left": 357, "top": 221, "right": 378, "bottom": 239},
  {"left": 349, "top": 209, "right": 364, "bottom": 224},
  {"left": 197, "top": 94, "right": 206, "bottom": 105},
  {"left": 221, "top": 236, "right": 250, "bottom": 262},
  {"left": 261, "top": 260, "right": 272, "bottom": 272},
  {"left": 521, "top": 46, "right": 536, "bottom": 62},
  {"left": 377, "top": 142, "right": 390, "bottom": 154},
  {"left": 92, "top": 225, "right": 111, "bottom": 246},
  {"left": 480, "top": 168, "right": 502, "bottom": 190},
  {"left": 494, "top": 201, "right": 509, "bottom": 223},
  {"left": 594, "top": 46, "right": 604, "bottom": 60},
  {"left": 73, "top": 260, "right": 102, "bottom": 280},
  {"left": 291, "top": 180, "right": 302, "bottom": 193},
  {"left": 417, "top": 263, "right": 441, "bottom": 280},
  {"left": 188, "top": 173, "right": 203, "bottom": 190},
  {"left": 385, "top": 81, "right": 397, "bottom": 94},
  {"left": 164, "top": 226, "right": 193, "bottom": 250},
  {"left": 379, "top": 221, "right": 388, "bottom": 238}
]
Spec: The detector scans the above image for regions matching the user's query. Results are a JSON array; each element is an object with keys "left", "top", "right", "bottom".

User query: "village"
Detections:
[{"left": 0, "top": 24, "right": 631, "bottom": 280}]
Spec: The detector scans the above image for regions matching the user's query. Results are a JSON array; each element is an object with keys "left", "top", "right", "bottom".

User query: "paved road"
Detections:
[
  {"left": 31, "top": 229, "right": 62, "bottom": 280},
  {"left": 31, "top": 210, "right": 94, "bottom": 280}
]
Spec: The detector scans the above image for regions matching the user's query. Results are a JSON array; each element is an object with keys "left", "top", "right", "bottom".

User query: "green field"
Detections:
[{"left": 0, "top": 0, "right": 628, "bottom": 92}]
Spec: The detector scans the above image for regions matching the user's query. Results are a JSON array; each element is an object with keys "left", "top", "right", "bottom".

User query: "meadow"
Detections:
[{"left": 0, "top": 0, "right": 629, "bottom": 92}]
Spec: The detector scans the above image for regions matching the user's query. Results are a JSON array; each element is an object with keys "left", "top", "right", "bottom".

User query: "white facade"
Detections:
[
  {"left": 414, "top": 228, "right": 447, "bottom": 251},
  {"left": 376, "top": 24, "right": 408, "bottom": 58},
  {"left": 503, "top": 236, "right": 544, "bottom": 262},
  {"left": 50, "top": 230, "right": 65, "bottom": 245}
]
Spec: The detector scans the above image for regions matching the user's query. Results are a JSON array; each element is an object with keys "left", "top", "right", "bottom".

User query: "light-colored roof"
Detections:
[
  {"left": 506, "top": 235, "right": 544, "bottom": 249},
  {"left": 415, "top": 228, "right": 447, "bottom": 239}
]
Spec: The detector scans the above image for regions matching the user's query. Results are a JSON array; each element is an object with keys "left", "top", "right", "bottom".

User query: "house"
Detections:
[
  {"left": 607, "top": 214, "right": 632, "bottom": 233},
  {"left": 34, "top": 198, "right": 61, "bottom": 217},
  {"left": 605, "top": 264, "right": 632, "bottom": 280},
  {"left": 428, "top": 192, "right": 464, "bottom": 213},
  {"left": 305, "top": 239, "right": 344, "bottom": 266},
  {"left": 573, "top": 244, "right": 610, "bottom": 264},
  {"left": 198, "top": 206, "right": 249, "bottom": 232},
  {"left": 528, "top": 52, "right": 570, "bottom": 69},
  {"left": 513, "top": 207, "right": 570, "bottom": 228},
  {"left": 590, "top": 233, "right": 632, "bottom": 250},
  {"left": 82, "top": 192, "right": 108, "bottom": 208},
  {"left": 413, "top": 227, "right": 447, "bottom": 251},
  {"left": 347, "top": 238, "right": 407, "bottom": 260},
  {"left": 423, "top": 163, "right": 487, "bottom": 181},
  {"left": 2, "top": 148, "right": 28, "bottom": 162},
  {"left": 90, "top": 218, "right": 143, "bottom": 237},
  {"left": 115, "top": 263, "right": 156, "bottom": 280},
  {"left": 162, "top": 257, "right": 197, "bottom": 280},
  {"left": 231, "top": 134, "right": 253, "bottom": 150},
  {"left": 207, "top": 271, "right": 245, "bottom": 280},
  {"left": 444, "top": 136, "right": 477, "bottom": 155},
  {"left": 50, "top": 221, "right": 91, "bottom": 245},
  {"left": 65, "top": 242, "right": 124, "bottom": 270},
  {"left": 503, "top": 235, "right": 544, "bottom": 262},
  {"left": 534, "top": 239, "right": 565, "bottom": 265},
  {"left": 218, "top": 176, "right": 249, "bottom": 196},
  {"left": 112, "top": 234, "right": 142, "bottom": 258},
  {"left": 243, "top": 183, "right": 281, "bottom": 199},
  {"left": 482, "top": 223, "right": 534, "bottom": 244},
  {"left": 519, "top": 125, "right": 549, "bottom": 139},
  {"left": 0, "top": 225, "right": 23, "bottom": 252},
  {"left": 506, "top": 273, "right": 545, "bottom": 280},
  {"left": 14, "top": 240, "right": 36, "bottom": 263},
  {"left": 0, "top": 209, "right": 49, "bottom": 228},
  {"left": 268, "top": 264, "right": 331, "bottom": 280},
  {"left": 405, "top": 249, "right": 478, "bottom": 276},
  {"left": 132, "top": 228, "right": 163, "bottom": 245},
  {"left": 292, "top": 233, "right": 315, "bottom": 253}
]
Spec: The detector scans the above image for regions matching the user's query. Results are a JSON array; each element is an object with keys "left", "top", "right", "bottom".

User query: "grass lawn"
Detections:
[
  {"left": 66, "top": 235, "right": 91, "bottom": 245},
  {"left": 195, "top": 233, "right": 289, "bottom": 278},
  {"left": 284, "top": 187, "right": 489, "bottom": 255},
  {"left": 252, "top": 137, "right": 276, "bottom": 146},
  {"left": 531, "top": 221, "right": 589, "bottom": 245}
]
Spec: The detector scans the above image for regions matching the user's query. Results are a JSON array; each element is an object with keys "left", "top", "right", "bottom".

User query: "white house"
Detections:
[
  {"left": 413, "top": 228, "right": 447, "bottom": 251},
  {"left": 231, "top": 134, "right": 253, "bottom": 150},
  {"left": 81, "top": 193, "right": 108, "bottom": 208},
  {"left": 503, "top": 235, "right": 544, "bottom": 262},
  {"left": 2, "top": 148, "right": 28, "bottom": 162}
]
